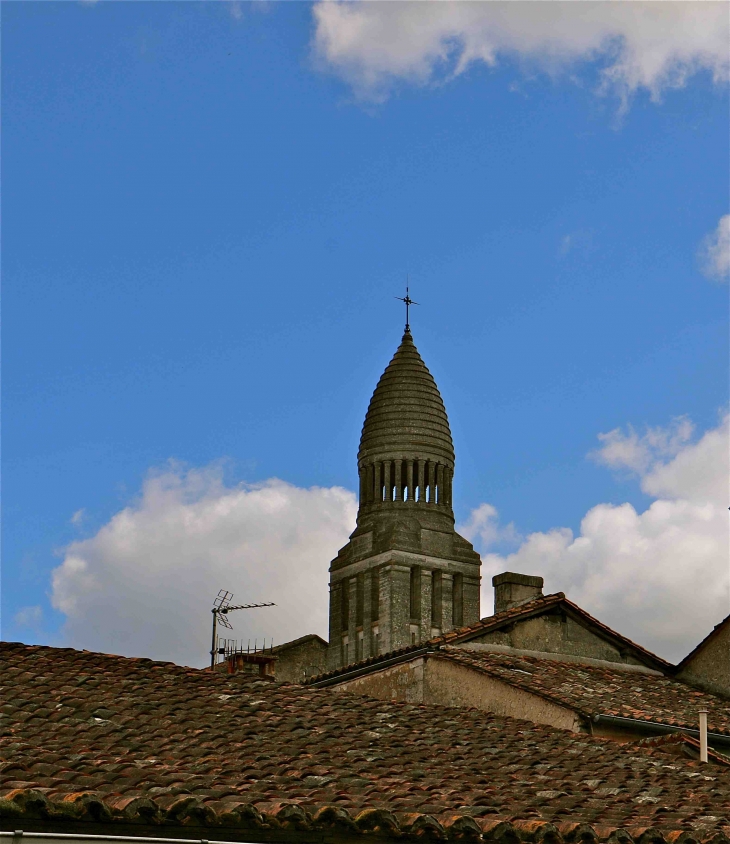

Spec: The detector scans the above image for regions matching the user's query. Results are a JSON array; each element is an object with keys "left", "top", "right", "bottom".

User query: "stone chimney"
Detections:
[{"left": 492, "top": 572, "right": 544, "bottom": 614}]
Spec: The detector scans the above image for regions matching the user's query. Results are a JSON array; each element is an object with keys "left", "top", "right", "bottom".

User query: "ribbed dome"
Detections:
[{"left": 358, "top": 330, "right": 454, "bottom": 467}]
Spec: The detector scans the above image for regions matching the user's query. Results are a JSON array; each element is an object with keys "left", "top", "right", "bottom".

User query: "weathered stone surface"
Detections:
[
  {"left": 676, "top": 615, "right": 730, "bottom": 698},
  {"left": 272, "top": 635, "right": 328, "bottom": 684}
]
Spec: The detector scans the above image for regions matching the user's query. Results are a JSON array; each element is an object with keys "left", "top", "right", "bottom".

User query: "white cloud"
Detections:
[
  {"left": 312, "top": 1, "right": 730, "bottom": 105},
  {"left": 458, "top": 502, "right": 520, "bottom": 550},
  {"left": 698, "top": 214, "right": 730, "bottom": 282},
  {"left": 51, "top": 464, "right": 357, "bottom": 667},
  {"left": 14, "top": 605, "right": 44, "bottom": 630},
  {"left": 474, "top": 413, "right": 730, "bottom": 663},
  {"left": 70, "top": 508, "right": 86, "bottom": 526},
  {"left": 591, "top": 415, "right": 694, "bottom": 475}
]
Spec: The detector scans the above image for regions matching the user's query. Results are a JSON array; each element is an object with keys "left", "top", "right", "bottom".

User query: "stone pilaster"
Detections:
[
  {"left": 347, "top": 577, "right": 358, "bottom": 666},
  {"left": 419, "top": 569, "right": 432, "bottom": 642},
  {"left": 463, "top": 576, "right": 481, "bottom": 626},
  {"left": 362, "top": 570, "right": 373, "bottom": 659},
  {"left": 441, "top": 572, "right": 453, "bottom": 633},
  {"left": 328, "top": 581, "right": 343, "bottom": 670},
  {"left": 379, "top": 563, "right": 411, "bottom": 653}
]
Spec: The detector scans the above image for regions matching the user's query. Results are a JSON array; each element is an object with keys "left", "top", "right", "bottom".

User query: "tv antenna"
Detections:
[
  {"left": 210, "top": 589, "right": 275, "bottom": 669},
  {"left": 395, "top": 280, "right": 418, "bottom": 331}
]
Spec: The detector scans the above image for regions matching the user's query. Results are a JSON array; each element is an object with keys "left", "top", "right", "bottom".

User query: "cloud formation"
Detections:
[
  {"left": 699, "top": 214, "right": 730, "bottom": 282},
  {"left": 14, "top": 605, "right": 44, "bottom": 631},
  {"left": 473, "top": 413, "right": 730, "bottom": 663},
  {"left": 51, "top": 465, "right": 357, "bottom": 667},
  {"left": 592, "top": 415, "right": 695, "bottom": 475},
  {"left": 458, "top": 502, "right": 520, "bottom": 551},
  {"left": 312, "top": 1, "right": 730, "bottom": 104}
]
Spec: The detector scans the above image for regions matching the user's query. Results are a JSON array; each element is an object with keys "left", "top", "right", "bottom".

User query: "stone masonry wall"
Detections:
[
  {"left": 468, "top": 614, "right": 645, "bottom": 665},
  {"left": 423, "top": 656, "right": 585, "bottom": 732},
  {"left": 677, "top": 621, "right": 730, "bottom": 698},
  {"left": 274, "top": 636, "right": 328, "bottom": 684},
  {"left": 332, "top": 655, "right": 584, "bottom": 733}
]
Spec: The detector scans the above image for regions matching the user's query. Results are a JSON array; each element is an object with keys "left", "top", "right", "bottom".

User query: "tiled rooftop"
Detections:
[
  {"left": 439, "top": 647, "right": 730, "bottom": 735},
  {"left": 1, "top": 642, "right": 729, "bottom": 842}
]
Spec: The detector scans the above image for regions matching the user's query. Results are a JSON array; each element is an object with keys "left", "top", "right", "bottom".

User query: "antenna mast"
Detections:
[{"left": 210, "top": 590, "right": 275, "bottom": 669}]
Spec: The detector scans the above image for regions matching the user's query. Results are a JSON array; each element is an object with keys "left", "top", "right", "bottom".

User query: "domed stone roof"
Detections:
[{"left": 358, "top": 330, "right": 455, "bottom": 468}]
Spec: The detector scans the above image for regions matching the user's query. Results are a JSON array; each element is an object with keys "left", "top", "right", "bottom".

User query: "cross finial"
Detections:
[{"left": 395, "top": 281, "right": 419, "bottom": 332}]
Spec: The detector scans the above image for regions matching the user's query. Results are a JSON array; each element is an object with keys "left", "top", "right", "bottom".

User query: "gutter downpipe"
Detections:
[{"left": 592, "top": 713, "right": 730, "bottom": 749}]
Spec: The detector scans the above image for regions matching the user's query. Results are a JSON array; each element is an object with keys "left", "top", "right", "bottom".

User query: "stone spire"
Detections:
[
  {"left": 356, "top": 328, "right": 455, "bottom": 532},
  {"left": 327, "top": 329, "right": 482, "bottom": 670}
]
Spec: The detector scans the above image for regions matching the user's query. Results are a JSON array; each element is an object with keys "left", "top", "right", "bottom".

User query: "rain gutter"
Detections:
[{"left": 592, "top": 714, "right": 730, "bottom": 748}]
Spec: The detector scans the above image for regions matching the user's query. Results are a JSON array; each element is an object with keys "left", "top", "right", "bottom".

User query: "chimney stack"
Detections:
[{"left": 493, "top": 572, "right": 544, "bottom": 614}]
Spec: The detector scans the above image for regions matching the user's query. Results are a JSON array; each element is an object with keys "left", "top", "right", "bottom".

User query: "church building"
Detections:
[{"left": 326, "top": 326, "right": 482, "bottom": 670}]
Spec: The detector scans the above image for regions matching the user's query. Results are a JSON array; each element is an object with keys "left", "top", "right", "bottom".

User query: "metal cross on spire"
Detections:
[{"left": 395, "top": 282, "right": 419, "bottom": 331}]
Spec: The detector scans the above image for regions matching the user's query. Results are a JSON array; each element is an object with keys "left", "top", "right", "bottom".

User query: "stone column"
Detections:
[
  {"left": 374, "top": 462, "right": 382, "bottom": 502},
  {"left": 394, "top": 459, "right": 403, "bottom": 501},
  {"left": 406, "top": 460, "right": 414, "bottom": 503},
  {"left": 384, "top": 461, "right": 392, "bottom": 502},
  {"left": 379, "top": 563, "right": 411, "bottom": 653},
  {"left": 436, "top": 464, "right": 445, "bottom": 505},
  {"left": 362, "top": 570, "right": 373, "bottom": 659},
  {"left": 419, "top": 569, "right": 432, "bottom": 641},
  {"left": 441, "top": 572, "right": 454, "bottom": 633},
  {"left": 417, "top": 460, "right": 425, "bottom": 502},
  {"left": 327, "top": 580, "right": 343, "bottom": 669}
]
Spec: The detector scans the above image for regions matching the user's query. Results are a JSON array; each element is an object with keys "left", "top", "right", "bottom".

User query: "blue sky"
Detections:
[{"left": 3, "top": 1, "right": 728, "bottom": 664}]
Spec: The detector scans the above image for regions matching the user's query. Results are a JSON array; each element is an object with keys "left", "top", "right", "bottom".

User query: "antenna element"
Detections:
[{"left": 209, "top": 590, "right": 275, "bottom": 669}]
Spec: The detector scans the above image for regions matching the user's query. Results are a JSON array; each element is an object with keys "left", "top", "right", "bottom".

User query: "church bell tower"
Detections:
[{"left": 327, "top": 327, "right": 482, "bottom": 670}]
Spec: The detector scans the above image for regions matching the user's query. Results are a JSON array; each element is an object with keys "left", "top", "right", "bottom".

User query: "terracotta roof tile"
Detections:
[{"left": 0, "top": 642, "right": 728, "bottom": 842}]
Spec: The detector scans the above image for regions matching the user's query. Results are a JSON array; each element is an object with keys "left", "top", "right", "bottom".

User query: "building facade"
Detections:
[{"left": 327, "top": 328, "right": 482, "bottom": 670}]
